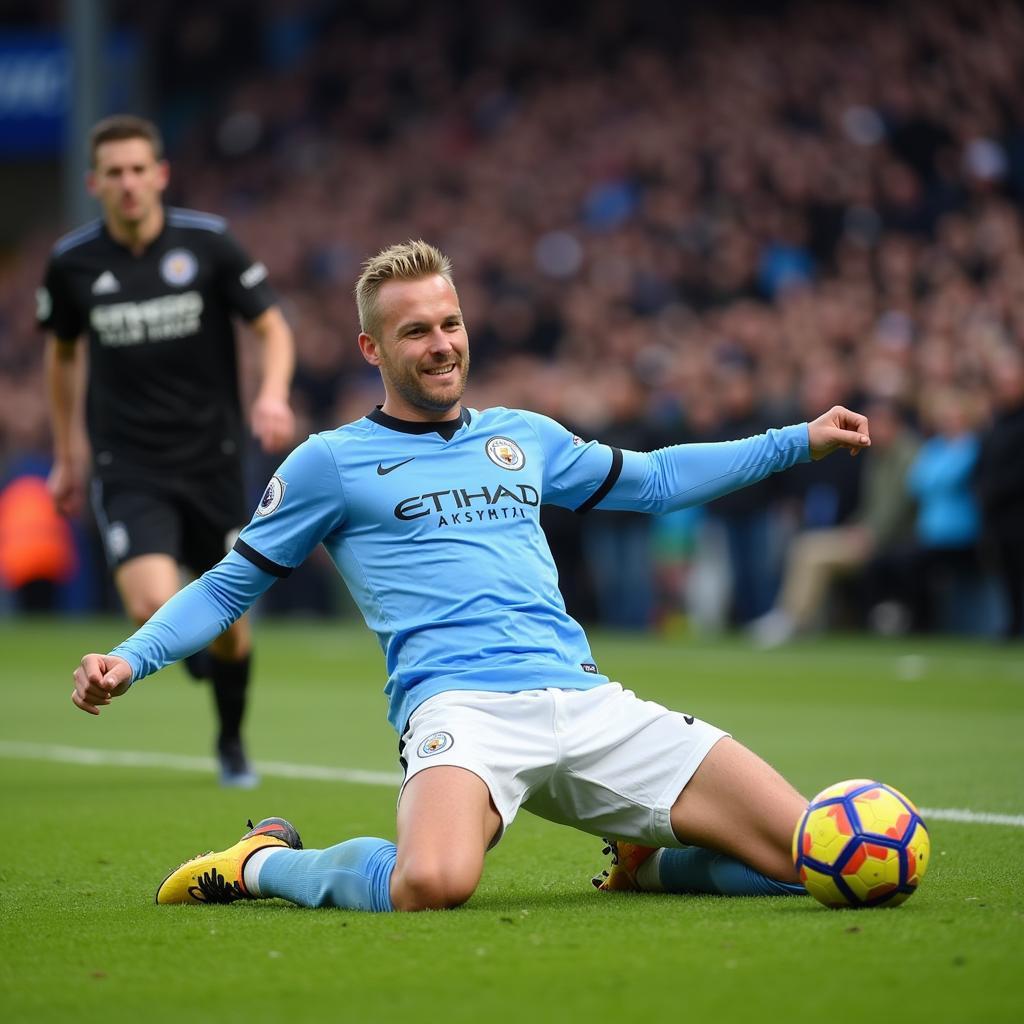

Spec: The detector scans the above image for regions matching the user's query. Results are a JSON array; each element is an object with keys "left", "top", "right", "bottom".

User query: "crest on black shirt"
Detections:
[{"left": 160, "top": 248, "right": 198, "bottom": 287}]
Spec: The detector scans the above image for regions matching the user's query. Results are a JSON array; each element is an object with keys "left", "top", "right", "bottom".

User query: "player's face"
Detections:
[
  {"left": 88, "top": 138, "right": 168, "bottom": 230},
  {"left": 359, "top": 274, "right": 470, "bottom": 420}
]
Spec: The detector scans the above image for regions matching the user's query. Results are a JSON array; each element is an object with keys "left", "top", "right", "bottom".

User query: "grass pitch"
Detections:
[{"left": 1, "top": 618, "right": 1022, "bottom": 1023}]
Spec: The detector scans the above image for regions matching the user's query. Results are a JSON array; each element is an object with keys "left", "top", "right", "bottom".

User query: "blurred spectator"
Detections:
[
  {"left": 776, "top": 354, "right": 864, "bottom": 538},
  {"left": 750, "top": 397, "right": 919, "bottom": 646},
  {"left": 976, "top": 347, "right": 1024, "bottom": 639},
  {"left": 868, "top": 387, "right": 984, "bottom": 633},
  {"left": 904, "top": 387, "right": 983, "bottom": 631}
]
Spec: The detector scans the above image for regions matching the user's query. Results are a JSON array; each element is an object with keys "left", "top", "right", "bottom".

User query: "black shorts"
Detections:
[{"left": 90, "top": 471, "right": 247, "bottom": 576}]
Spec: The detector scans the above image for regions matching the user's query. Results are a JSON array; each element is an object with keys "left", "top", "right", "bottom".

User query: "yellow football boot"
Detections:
[
  {"left": 155, "top": 817, "right": 302, "bottom": 904},
  {"left": 591, "top": 839, "right": 657, "bottom": 892}
]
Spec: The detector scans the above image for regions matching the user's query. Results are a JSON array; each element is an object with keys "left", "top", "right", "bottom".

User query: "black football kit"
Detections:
[{"left": 38, "top": 207, "right": 277, "bottom": 571}]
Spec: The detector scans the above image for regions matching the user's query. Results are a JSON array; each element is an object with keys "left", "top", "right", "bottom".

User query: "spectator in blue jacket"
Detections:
[{"left": 903, "top": 387, "right": 983, "bottom": 631}]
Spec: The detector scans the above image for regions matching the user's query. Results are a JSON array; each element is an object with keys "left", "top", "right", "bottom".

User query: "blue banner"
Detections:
[{"left": 0, "top": 31, "right": 138, "bottom": 156}]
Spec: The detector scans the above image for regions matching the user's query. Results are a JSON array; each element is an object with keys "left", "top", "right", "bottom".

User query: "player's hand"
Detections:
[
  {"left": 807, "top": 405, "right": 871, "bottom": 461},
  {"left": 71, "top": 654, "right": 133, "bottom": 716},
  {"left": 251, "top": 394, "right": 295, "bottom": 453},
  {"left": 47, "top": 458, "right": 85, "bottom": 518}
]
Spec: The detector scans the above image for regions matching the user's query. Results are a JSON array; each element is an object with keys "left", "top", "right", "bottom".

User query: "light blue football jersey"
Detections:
[{"left": 111, "top": 406, "right": 810, "bottom": 731}]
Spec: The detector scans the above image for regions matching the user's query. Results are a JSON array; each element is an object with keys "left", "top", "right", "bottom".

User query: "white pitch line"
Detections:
[
  {"left": 0, "top": 740, "right": 401, "bottom": 787},
  {"left": 917, "top": 807, "right": 1024, "bottom": 828},
  {"left": 2, "top": 741, "right": 1023, "bottom": 828}
]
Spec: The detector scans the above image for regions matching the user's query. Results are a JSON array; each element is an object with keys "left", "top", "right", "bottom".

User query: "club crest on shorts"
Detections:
[
  {"left": 160, "top": 248, "right": 198, "bottom": 287},
  {"left": 255, "top": 475, "right": 286, "bottom": 516},
  {"left": 485, "top": 436, "right": 525, "bottom": 470},
  {"left": 105, "top": 521, "right": 130, "bottom": 560},
  {"left": 417, "top": 731, "right": 453, "bottom": 757}
]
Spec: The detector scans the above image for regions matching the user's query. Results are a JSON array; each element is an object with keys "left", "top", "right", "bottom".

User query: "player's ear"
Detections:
[
  {"left": 85, "top": 170, "right": 98, "bottom": 197},
  {"left": 358, "top": 332, "right": 382, "bottom": 367},
  {"left": 155, "top": 159, "right": 170, "bottom": 192}
]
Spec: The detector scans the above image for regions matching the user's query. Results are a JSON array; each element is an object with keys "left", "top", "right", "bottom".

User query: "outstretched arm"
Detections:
[
  {"left": 596, "top": 407, "right": 870, "bottom": 516},
  {"left": 523, "top": 405, "right": 871, "bottom": 516},
  {"left": 70, "top": 550, "right": 277, "bottom": 715}
]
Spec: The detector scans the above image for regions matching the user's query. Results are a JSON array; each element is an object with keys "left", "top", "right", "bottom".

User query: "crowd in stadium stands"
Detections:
[{"left": 1, "top": 0, "right": 1023, "bottom": 638}]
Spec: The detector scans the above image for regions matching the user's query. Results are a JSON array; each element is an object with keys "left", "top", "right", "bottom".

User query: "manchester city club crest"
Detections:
[
  {"left": 417, "top": 731, "right": 454, "bottom": 758},
  {"left": 485, "top": 436, "right": 526, "bottom": 471},
  {"left": 255, "top": 475, "right": 287, "bottom": 516},
  {"left": 160, "top": 248, "right": 198, "bottom": 287}
]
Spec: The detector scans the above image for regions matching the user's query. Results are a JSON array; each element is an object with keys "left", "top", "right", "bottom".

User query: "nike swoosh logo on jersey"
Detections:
[{"left": 377, "top": 458, "right": 416, "bottom": 476}]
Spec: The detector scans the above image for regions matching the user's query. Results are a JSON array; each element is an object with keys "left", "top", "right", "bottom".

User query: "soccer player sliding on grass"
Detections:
[{"left": 70, "top": 241, "right": 871, "bottom": 911}]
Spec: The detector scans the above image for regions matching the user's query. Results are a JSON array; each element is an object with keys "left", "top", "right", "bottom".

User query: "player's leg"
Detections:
[
  {"left": 158, "top": 766, "right": 500, "bottom": 912},
  {"left": 390, "top": 764, "right": 501, "bottom": 910},
  {"left": 669, "top": 737, "right": 804, "bottom": 881},
  {"left": 562, "top": 686, "right": 806, "bottom": 897},
  {"left": 157, "top": 693, "right": 524, "bottom": 912},
  {"left": 182, "top": 476, "right": 256, "bottom": 786},
  {"left": 387, "top": 689, "right": 534, "bottom": 909},
  {"left": 614, "top": 736, "right": 806, "bottom": 896},
  {"left": 113, "top": 552, "right": 181, "bottom": 623},
  {"left": 232, "top": 690, "right": 509, "bottom": 912},
  {"left": 207, "top": 614, "right": 256, "bottom": 785},
  {"left": 101, "top": 483, "right": 229, "bottom": 734},
  {"left": 597, "top": 738, "right": 807, "bottom": 895},
  {"left": 92, "top": 479, "right": 183, "bottom": 622},
  {"left": 113, "top": 549, "right": 255, "bottom": 784},
  {"left": 256, "top": 765, "right": 497, "bottom": 911}
]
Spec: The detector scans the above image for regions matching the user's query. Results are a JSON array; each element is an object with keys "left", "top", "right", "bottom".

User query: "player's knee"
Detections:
[{"left": 392, "top": 858, "right": 479, "bottom": 911}]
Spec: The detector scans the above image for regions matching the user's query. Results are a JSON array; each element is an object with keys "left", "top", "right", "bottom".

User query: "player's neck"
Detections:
[
  {"left": 106, "top": 205, "right": 165, "bottom": 256},
  {"left": 379, "top": 398, "right": 463, "bottom": 424}
]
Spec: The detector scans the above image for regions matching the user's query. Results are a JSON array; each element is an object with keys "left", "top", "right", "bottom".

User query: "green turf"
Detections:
[{"left": 1, "top": 619, "right": 1022, "bottom": 1023}]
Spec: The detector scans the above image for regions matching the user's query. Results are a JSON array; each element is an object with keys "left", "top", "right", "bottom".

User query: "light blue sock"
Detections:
[
  {"left": 256, "top": 837, "right": 396, "bottom": 911},
  {"left": 656, "top": 847, "right": 805, "bottom": 896}
]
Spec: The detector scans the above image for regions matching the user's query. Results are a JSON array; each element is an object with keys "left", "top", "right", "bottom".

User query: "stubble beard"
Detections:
[{"left": 386, "top": 351, "right": 470, "bottom": 415}]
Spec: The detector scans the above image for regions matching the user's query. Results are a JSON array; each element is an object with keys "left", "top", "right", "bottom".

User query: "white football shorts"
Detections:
[{"left": 398, "top": 683, "right": 729, "bottom": 848}]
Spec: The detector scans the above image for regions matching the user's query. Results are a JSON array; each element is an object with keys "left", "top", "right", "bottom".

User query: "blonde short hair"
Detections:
[{"left": 355, "top": 240, "right": 455, "bottom": 337}]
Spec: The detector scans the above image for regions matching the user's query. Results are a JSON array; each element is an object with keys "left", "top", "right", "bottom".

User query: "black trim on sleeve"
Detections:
[
  {"left": 574, "top": 447, "right": 624, "bottom": 515},
  {"left": 233, "top": 538, "right": 293, "bottom": 578}
]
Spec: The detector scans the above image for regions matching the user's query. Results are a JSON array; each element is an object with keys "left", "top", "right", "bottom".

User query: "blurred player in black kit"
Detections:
[{"left": 39, "top": 114, "right": 296, "bottom": 786}]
